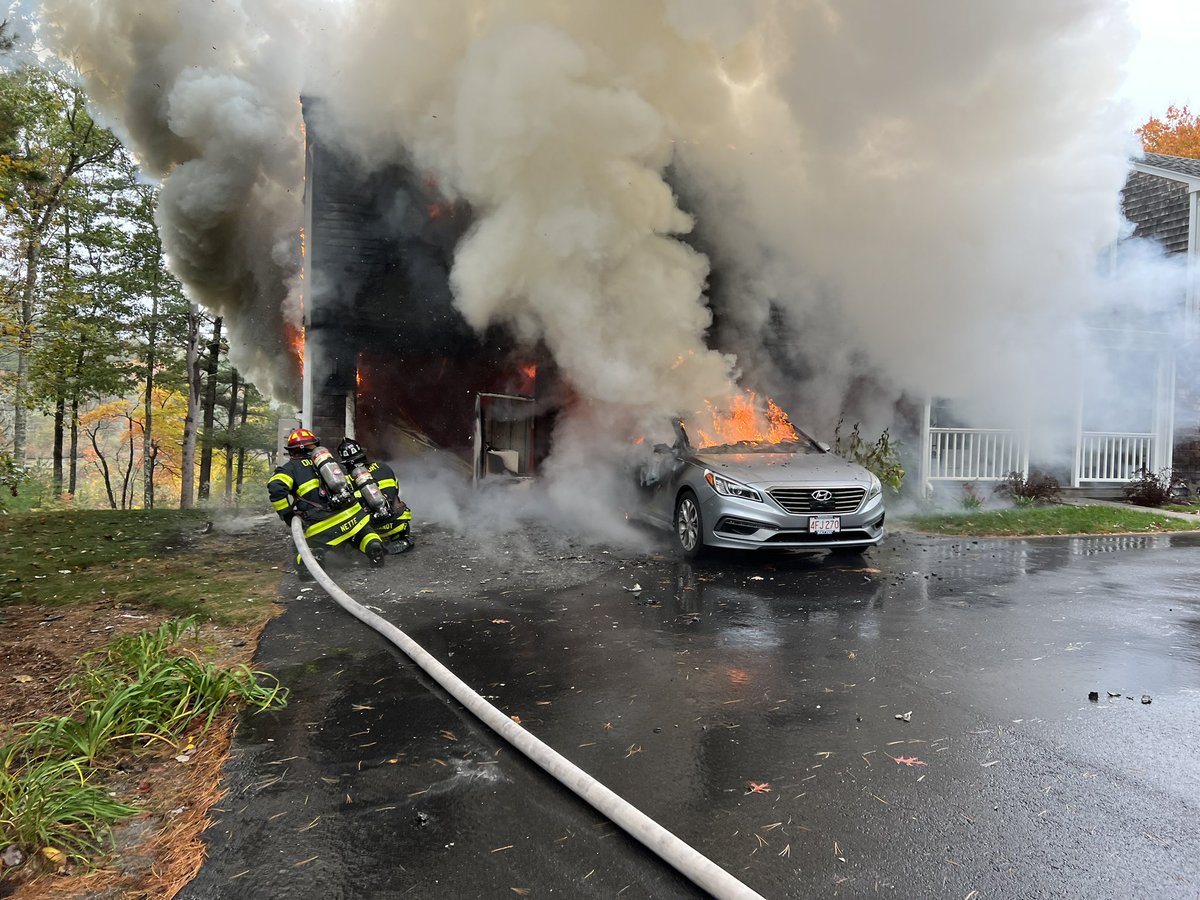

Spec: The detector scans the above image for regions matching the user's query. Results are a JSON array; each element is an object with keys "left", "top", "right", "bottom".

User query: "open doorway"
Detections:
[{"left": 473, "top": 393, "right": 537, "bottom": 484}]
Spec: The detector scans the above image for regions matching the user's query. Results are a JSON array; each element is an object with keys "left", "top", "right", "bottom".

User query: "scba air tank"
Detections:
[
  {"left": 309, "top": 445, "right": 353, "bottom": 505},
  {"left": 347, "top": 462, "right": 391, "bottom": 520}
]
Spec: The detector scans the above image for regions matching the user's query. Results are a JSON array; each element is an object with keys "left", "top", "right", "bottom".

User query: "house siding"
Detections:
[{"left": 1121, "top": 172, "right": 1190, "bottom": 256}]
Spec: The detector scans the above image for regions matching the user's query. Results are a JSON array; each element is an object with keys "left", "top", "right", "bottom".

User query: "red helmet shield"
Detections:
[{"left": 286, "top": 428, "right": 318, "bottom": 450}]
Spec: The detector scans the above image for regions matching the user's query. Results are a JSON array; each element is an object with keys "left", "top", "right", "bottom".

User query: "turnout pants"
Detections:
[{"left": 295, "top": 502, "right": 383, "bottom": 566}]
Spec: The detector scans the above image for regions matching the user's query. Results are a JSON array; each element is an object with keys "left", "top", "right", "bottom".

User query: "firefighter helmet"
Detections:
[
  {"left": 286, "top": 428, "right": 319, "bottom": 451},
  {"left": 337, "top": 438, "right": 367, "bottom": 466}
]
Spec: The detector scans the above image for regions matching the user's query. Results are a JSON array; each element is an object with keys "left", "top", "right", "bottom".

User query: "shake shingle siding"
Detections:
[{"left": 1121, "top": 171, "right": 1190, "bottom": 255}]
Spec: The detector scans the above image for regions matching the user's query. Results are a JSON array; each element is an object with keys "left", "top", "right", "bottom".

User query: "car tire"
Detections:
[{"left": 674, "top": 490, "right": 707, "bottom": 559}]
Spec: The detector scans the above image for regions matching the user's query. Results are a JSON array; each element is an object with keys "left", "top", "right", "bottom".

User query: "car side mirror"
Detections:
[{"left": 817, "top": 441, "right": 831, "bottom": 453}]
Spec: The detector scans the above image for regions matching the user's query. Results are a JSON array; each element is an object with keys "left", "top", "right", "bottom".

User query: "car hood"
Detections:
[{"left": 691, "top": 451, "right": 873, "bottom": 487}]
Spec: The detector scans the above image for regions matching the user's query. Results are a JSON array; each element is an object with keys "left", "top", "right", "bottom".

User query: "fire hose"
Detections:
[{"left": 290, "top": 518, "right": 765, "bottom": 900}]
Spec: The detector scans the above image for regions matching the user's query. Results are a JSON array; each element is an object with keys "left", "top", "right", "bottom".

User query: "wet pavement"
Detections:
[{"left": 181, "top": 526, "right": 1200, "bottom": 899}]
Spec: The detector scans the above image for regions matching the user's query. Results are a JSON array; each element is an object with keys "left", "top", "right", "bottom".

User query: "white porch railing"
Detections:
[
  {"left": 926, "top": 428, "right": 1028, "bottom": 481},
  {"left": 1075, "top": 432, "right": 1154, "bottom": 482}
]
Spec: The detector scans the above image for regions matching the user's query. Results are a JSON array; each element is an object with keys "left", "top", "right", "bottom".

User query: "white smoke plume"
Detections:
[
  {"left": 25, "top": 1, "right": 1158, "bottom": 468},
  {"left": 315, "top": 0, "right": 1142, "bottom": 437},
  {"left": 31, "top": 0, "right": 312, "bottom": 395}
]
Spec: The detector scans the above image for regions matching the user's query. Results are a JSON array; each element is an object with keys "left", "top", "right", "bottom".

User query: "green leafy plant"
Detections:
[
  {"left": 833, "top": 421, "right": 905, "bottom": 492},
  {"left": 0, "top": 750, "right": 138, "bottom": 873},
  {"left": 0, "top": 450, "right": 28, "bottom": 513},
  {"left": 1123, "top": 467, "right": 1186, "bottom": 508},
  {"left": 0, "top": 618, "right": 288, "bottom": 875},
  {"left": 993, "top": 470, "right": 1062, "bottom": 505},
  {"left": 960, "top": 482, "right": 984, "bottom": 510},
  {"left": 45, "top": 618, "right": 287, "bottom": 760}
]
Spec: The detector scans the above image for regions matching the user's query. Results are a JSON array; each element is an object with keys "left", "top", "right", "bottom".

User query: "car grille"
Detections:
[
  {"left": 768, "top": 487, "right": 866, "bottom": 514},
  {"left": 765, "top": 529, "right": 873, "bottom": 544}
]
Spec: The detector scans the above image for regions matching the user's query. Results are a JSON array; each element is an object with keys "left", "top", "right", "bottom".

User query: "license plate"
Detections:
[{"left": 809, "top": 516, "right": 841, "bottom": 535}]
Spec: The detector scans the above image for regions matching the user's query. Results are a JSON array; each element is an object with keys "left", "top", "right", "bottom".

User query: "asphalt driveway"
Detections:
[{"left": 181, "top": 526, "right": 1200, "bottom": 899}]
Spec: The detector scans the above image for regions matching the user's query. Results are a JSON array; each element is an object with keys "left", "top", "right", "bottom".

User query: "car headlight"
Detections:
[
  {"left": 704, "top": 469, "right": 762, "bottom": 502},
  {"left": 866, "top": 474, "right": 882, "bottom": 500}
]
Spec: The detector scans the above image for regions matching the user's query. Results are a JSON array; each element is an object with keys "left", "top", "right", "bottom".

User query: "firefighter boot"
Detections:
[
  {"left": 367, "top": 540, "right": 386, "bottom": 568},
  {"left": 296, "top": 548, "right": 326, "bottom": 582}
]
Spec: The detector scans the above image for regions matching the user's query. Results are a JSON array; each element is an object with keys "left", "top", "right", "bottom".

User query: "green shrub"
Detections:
[
  {"left": 1123, "top": 467, "right": 1185, "bottom": 508},
  {"left": 994, "top": 470, "right": 1062, "bottom": 505},
  {"left": 0, "top": 451, "right": 28, "bottom": 514},
  {"left": 833, "top": 421, "right": 905, "bottom": 492}
]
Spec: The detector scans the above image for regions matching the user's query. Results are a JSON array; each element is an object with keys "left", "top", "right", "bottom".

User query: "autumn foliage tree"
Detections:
[{"left": 1137, "top": 104, "right": 1200, "bottom": 160}]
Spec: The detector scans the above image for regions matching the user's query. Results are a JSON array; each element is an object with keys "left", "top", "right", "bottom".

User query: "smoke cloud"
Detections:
[
  {"left": 24, "top": 1, "right": 1163, "bottom": 486},
  {"left": 32, "top": 0, "right": 311, "bottom": 395}
]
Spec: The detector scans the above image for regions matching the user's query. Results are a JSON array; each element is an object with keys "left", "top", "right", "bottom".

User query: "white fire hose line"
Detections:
[{"left": 290, "top": 519, "right": 765, "bottom": 900}]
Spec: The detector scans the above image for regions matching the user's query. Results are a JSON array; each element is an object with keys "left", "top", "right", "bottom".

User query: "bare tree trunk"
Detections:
[
  {"left": 223, "top": 369, "right": 239, "bottom": 502},
  {"left": 121, "top": 412, "right": 136, "bottom": 509},
  {"left": 52, "top": 394, "right": 65, "bottom": 494},
  {"left": 179, "top": 304, "right": 203, "bottom": 509},
  {"left": 68, "top": 397, "right": 79, "bottom": 495},
  {"left": 87, "top": 424, "right": 117, "bottom": 510},
  {"left": 235, "top": 389, "right": 248, "bottom": 500},
  {"left": 197, "top": 316, "right": 223, "bottom": 501},
  {"left": 12, "top": 239, "right": 42, "bottom": 463},
  {"left": 52, "top": 206, "right": 71, "bottom": 495},
  {"left": 143, "top": 286, "right": 159, "bottom": 510}
]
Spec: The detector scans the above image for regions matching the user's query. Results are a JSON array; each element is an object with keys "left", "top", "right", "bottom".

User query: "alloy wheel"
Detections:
[{"left": 676, "top": 497, "right": 699, "bottom": 551}]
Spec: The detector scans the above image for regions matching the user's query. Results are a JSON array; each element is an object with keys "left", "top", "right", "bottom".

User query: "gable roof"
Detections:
[{"left": 1134, "top": 153, "right": 1200, "bottom": 189}]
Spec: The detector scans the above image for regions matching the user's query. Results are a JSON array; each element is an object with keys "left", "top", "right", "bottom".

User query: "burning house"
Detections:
[{"left": 296, "top": 98, "right": 555, "bottom": 481}]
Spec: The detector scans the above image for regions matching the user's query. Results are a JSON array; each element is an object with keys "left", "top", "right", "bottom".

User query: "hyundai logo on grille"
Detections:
[{"left": 811, "top": 489, "right": 834, "bottom": 503}]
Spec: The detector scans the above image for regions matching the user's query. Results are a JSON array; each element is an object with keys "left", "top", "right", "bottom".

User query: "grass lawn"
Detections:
[
  {"left": 899, "top": 504, "right": 1200, "bottom": 537},
  {"left": 0, "top": 508, "right": 283, "bottom": 624}
]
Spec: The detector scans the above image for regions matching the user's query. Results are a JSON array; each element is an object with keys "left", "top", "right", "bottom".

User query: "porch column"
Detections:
[
  {"left": 1154, "top": 349, "right": 1176, "bottom": 473},
  {"left": 919, "top": 399, "right": 932, "bottom": 496},
  {"left": 1071, "top": 381, "right": 1084, "bottom": 488}
]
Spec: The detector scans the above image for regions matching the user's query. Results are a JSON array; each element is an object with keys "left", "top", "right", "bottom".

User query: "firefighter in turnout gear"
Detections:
[
  {"left": 337, "top": 438, "right": 414, "bottom": 554},
  {"left": 269, "top": 428, "right": 386, "bottom": 577}
]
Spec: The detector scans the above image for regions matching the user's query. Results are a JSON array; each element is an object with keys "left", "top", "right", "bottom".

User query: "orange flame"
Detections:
[
  {"left": 285, "top": 323, "right": 304, "bottom": 376},
  {"left": 691, "top": 391, "right": 798, "bottom": 449}
]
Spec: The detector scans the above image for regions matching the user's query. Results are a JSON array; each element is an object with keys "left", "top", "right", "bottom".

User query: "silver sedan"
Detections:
[{"left": 635, "top": 420, "right": 885, "bottom": 558}]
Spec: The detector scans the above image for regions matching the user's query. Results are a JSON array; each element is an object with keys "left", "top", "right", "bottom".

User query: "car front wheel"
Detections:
[{"left": 674, "top": 490, "right": 706, "bottom": 559}]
